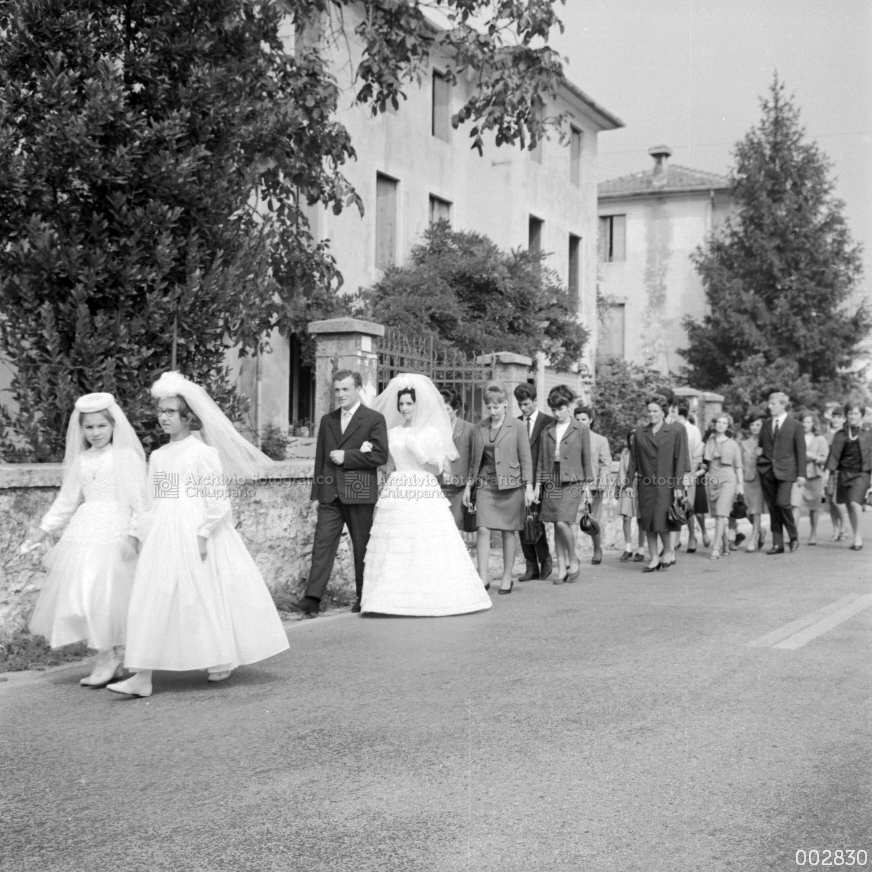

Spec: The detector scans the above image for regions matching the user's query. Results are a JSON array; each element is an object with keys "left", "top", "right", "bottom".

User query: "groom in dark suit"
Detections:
[
  {"left": 515, "top": 383, "right": 554, "bottom": 580},
  {"left": 291, "top": 370, "right": 388, "bottom": 615},
  {"left": 758, "top": 390, "right": 807, "bottom": 554}
]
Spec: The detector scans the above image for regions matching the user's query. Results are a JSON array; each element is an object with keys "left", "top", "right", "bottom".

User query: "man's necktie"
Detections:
[
  {"left": 773, "top": 419, "right": 780, "bottom": 438},
  {"left": 526, "top": 417, "right": 532, "bottom": 438}
]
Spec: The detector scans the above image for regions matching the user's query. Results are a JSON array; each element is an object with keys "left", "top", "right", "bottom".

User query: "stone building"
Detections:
[
  {"left": 234, "top": 6, "right": 623, "bottom": 434},
  {"left": 597, "top": 146, "right": 732, "bottom": 375}
]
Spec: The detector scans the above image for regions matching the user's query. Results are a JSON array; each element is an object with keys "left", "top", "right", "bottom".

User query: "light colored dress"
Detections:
[
  {"left": 124, "top": 435, "right": 289, "bottom": 671},
  {"left": 362, "top": 426, "right": 492, "bottom": 617},
  {"left": 29, "top": 446, "right": 145, "bottom": 649},
  {"left": 703, "top": 436, "right": 742, "bottom": 517}
]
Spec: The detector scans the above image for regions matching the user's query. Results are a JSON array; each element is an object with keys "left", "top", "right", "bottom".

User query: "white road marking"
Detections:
[
  {"left": 747, "top": 595, "right": 861, "bottom": 648},
  {"left": 773, "top": 593, "right": 872, "bottom": 649}
]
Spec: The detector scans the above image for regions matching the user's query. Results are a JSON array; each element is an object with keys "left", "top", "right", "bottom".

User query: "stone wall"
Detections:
[
  {"left": 0, "top": 461, "right": 357, "bottom": 639},
  {"left": 1, "top": 461, "right": 630, "bottom": 639}
]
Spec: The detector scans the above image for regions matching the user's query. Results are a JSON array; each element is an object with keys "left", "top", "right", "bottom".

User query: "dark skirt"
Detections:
[
  {"left": 836, "top": 470, "right": 871, "bottom": 505},
  {"left": 476, "top": 483, "right": 525, "bottom": 531},
  {"left": 539, "top": 462, "right": 584, "bottom": 523}
]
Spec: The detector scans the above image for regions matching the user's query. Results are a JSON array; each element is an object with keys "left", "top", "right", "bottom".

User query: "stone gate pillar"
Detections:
[
  {"left": 308, "top": 318, "right": 384, "bottom": 437},
  {"left": 478, "top": 352, "right": 533, "bottom": 417}
]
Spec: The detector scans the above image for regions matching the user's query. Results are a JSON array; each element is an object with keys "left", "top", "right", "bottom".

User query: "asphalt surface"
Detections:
[{"left": 2, "top": 514, "right": 871, "bottom": 872}]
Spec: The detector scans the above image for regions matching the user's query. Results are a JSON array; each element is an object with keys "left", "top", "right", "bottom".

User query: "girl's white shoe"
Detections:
[
  {"left": 107, "top": 671, "right": 152, "bottom": 698},
  {"left": 207, "top": 670, "right": 233, "bottom": 682},
  {"left": 80, "top": 649, "right": 124, "bottom": 688}
]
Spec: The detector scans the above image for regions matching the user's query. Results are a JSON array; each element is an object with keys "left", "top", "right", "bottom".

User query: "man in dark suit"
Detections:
[
  {"left": 514, "top": 383, "right": 553, "bottom": 580},
  {"left": 291, "top": 370, "right": 388, "bottom": 614},
  {"left": 758, "top": 391, "right": 807, "bottom": 554},
  {"left": 438, "top": 387, "right": 475, "bottom": 530}
]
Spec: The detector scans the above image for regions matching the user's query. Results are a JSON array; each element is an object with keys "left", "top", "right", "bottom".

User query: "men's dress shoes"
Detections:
[
  {"left": 518, "top": 568, "right": 540, "bottom": 582},
  {"left": 540, "top": 558, "right": 553, "bottom": 580},
  {"left": 351, "top": 598, "right": 362, "bottom": 613},
  {"left": 288, "top": 596, "right": 320, "bottom": 615},
  {"left": 766, "top": 546, "right": 785, "bottom": 555},
  {"left": 788, "top": 540, "right": 799, "bottom": 552}
]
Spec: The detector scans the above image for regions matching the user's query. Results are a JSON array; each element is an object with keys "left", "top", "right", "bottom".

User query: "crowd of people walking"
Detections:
[{"left": 20, "top": 368, "right": 872, "bottom": 697}]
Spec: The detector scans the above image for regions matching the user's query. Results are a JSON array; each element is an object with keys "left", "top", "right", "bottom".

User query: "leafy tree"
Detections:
[
  {"left": 355, "top": 221, "right": 589, "bottom": 371},
  {"left": 0, "top": 0, "right": 568, "bottom": 459},
  {"left": 682, "top": 76, "right": 868, "bottom": 392},
  {"left": 591, "top": 355, "right": 671, "bottom": 456}
]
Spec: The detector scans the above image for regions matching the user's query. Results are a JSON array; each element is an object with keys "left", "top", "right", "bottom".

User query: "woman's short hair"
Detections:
[
  {"left": 799, "top": 409, "right": 821, "bottom": 433},
  {"left": 744, "top": 410, "right": 765, "bottom": 428},
  {"left": 483, "top": 381, "right": 508, "bottom": 404},
  {"left": 645, "top": 394, "right": 669, "bottom": 414},
  {"left": 714, "top": 412, "right": 734, "bottom": 436},
  {"left": 844, "top": 401, "right": 867, "bottom": 418},
  {"left": 574, "top": 405, "right": 593, "bottom": 422},
  {"left": 547, "top": 384, "right": 576, "bottom": 410},
  {"left": 397, "top": 386, "right": 416, "bottom": 410},
  {"left": 439, "top": 387, "right": 461, "bottom": 411}
]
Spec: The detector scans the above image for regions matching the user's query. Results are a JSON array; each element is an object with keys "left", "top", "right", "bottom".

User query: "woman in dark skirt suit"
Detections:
[
  {"left": 537, "top": 385, "right": 593, "bottom": 583},
  {"left": 824, "top": 402, "right": 872, "bottom": 550},
  {"left": 628, "top": 394, "right": 691, "bottom": 572},
  {"left": 464, "top": 382, "right": 534, "bottom": 594}
]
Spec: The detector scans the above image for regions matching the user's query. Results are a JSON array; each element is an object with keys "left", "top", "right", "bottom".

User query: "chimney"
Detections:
[{"left": 648, "top": 145, "right": 671, "bottom": 188}]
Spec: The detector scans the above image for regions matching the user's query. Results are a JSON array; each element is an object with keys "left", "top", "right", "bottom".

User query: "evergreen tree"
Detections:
[
  {"left": 682, "top": 76, "right": 868, "bottom": 391},
  {"left": 0, "top": 0, "right": 568, "bottom": 459}
]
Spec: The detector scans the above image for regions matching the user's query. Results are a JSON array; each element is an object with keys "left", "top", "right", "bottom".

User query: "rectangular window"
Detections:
[
  {"left": 432, "top": 71, "right": 451, "bottom": 142},
  {"left": 600, "top": 303, "right": 626, "bottom": 358},
  {"left": 429, "top": 195, "right": 451, "bottom": 226},
  {"left": 569, "top": 127, "right": 582, "bottom": 187},
  {"left": 598, "top": 215, "right": 626, "bottom": 262},
  {"left": 528, "top": 216, "right": 544, "bottom": 256},
  {"left": 375, "top": 173, "right": 398, "bottom": 269},
  {"left": 568, "top": 234, "right": 581, "bottom": 305}
]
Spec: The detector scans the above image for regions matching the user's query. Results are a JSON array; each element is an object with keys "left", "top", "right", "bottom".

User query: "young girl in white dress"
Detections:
[
  {"left": 107, "top": 372, "right": 289, "bottom": 698},
  {"left": 21, "top": 393, "right": 147, "bottom": 687},
  {"left": 361, "top": 373, "right": 492, "bottom": 617}
]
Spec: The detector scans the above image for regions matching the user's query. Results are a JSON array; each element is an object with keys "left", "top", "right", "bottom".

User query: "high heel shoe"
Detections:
[
  {"left": 710, "top": 550, "right": 721, "bottom": 560},
  {"left": 107, "top": 672, "right": 153, "bottom": 698},
  {"left": 484, "top": 582, "right": 491, "bottom": 591},
  {"left": 642, "top": 561, "right": 661, "bottom": 573},
  {"left": 498, "top": 581, "right": 514, "bottom": 595},
  {"left": 80, "top": 650, "right": 124, "bottom": 688}
]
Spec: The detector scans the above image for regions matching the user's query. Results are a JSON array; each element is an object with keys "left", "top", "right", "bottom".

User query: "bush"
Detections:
[{"left": 0, "top": 630, "right": 89, "bottom": 673}]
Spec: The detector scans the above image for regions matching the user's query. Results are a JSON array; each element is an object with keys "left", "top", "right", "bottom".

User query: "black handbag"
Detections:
[
  {"left": 730, "top": 493, "right": 748, "bottom": 520},
  {"left": 520, "top": 505, "right": 543, "bottom": 544},
  {"left": 666, "top": 495, "right": 689, "bottom": 530},
  {"left": 578, "top": 502, "right": 600, "bottom": 536},
  {"left": 462, "top": 488, "right": 478, "bottom": 533}
]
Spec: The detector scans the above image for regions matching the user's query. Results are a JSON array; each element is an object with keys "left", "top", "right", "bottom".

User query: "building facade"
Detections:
[
  {"left": 236, "top": 6, "right": 623, "bottom": 433},
  {"left": 597, "top": 146, "right": 732, "bottom": 375}
]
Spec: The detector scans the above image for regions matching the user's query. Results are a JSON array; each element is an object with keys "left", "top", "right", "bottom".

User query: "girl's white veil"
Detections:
[
  {"left": 151, "top": 371, "right": 273, "bottom": 481},
  {"left": 61, "top": 392, "right": 146, "bottom": 512},
  {"left": 368, "top": 373, "right": 458, "bottom": 469}
]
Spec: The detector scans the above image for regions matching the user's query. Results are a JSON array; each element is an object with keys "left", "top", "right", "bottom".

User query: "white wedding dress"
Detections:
[{"left": 361, "top": 425, "right": 492, "bottom": 616}]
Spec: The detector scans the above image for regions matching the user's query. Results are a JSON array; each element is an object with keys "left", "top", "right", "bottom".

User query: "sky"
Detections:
[{"left": 550, "top": 0, "right": 872, "bottom": 301}]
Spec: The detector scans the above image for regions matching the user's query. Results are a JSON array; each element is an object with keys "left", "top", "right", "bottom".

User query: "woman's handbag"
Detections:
[
  {"left": 462, "top": 488, "right": 478, "bottom": 533},
  {"left": 730, "top": 493, "right": 748, "bottom": 520},
  {"left": 666, "top": 495, "right": 689, "bottom": 530},
  {"left": 578, "top": 501, "right": 600, "bottom": 536},
  {"left": 520, "top": 505, "right": 543, "bottom": 544}
]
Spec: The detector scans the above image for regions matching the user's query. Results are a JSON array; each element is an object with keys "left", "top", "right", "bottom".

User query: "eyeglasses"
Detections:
[{"left": 156, "top": 409, "right": 180, "bottom": 419}]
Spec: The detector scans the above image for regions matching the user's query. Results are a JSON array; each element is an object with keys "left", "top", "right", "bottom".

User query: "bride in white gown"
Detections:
[{"left": 361, "top": 374, "right": 492, "bottom": 617}]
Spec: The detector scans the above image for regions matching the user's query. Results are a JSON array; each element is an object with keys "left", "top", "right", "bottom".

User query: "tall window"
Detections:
[
  {"left": 598, "top": 215, "right": 626, "bottom": 262},
  {"left": 429, "top": 195, "right": 451, "bottom": 226},
  {"left": 569, "top": 127, "right": 582, "bottom": 187},
  {"left": 600, "top": 304, "right": 626, "bottom": 358},
  {"left": 568, "top": 234, "right": 581, "bottom": 305},
  {"left": 432, "top": 71, "right": 451, "bottom": 142},
  {"left": 375, "top": 174, "right": 398, "bottom": 269},
  {"left": 528, "top": 216, "right": 544, "bottom": 256}
]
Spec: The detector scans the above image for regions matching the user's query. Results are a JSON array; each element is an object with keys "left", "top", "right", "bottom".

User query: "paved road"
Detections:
[{"left": 2, "top": 515, "right": 871, "bottom": 872}]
